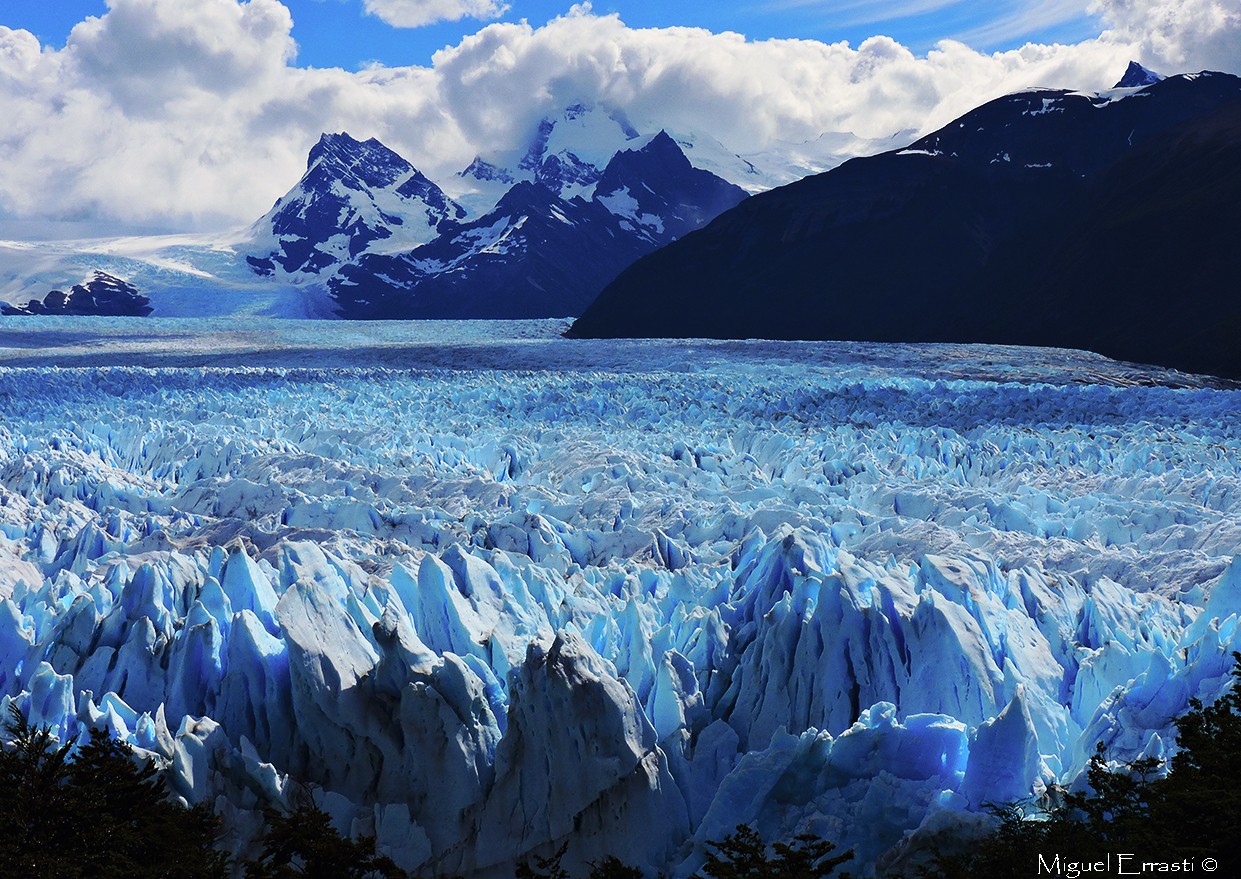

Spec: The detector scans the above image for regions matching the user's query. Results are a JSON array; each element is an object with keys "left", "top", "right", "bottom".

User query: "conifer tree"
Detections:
[
  {"left": 0, "top": 704, "right": 229, "bottom": 879},
  {"left": 701, "top": 824, "right": 852, "bottom": 879},
  {"left": 243, "top": 801, "right": 407, "bottom": 879}
]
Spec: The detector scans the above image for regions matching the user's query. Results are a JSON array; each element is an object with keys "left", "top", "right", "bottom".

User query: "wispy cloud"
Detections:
[
  {"left": 764, "top": 0, "right": 969, "bottom": 29},
  {"left": 952, "top": 0, "right": 1093, "bottom": 46},
  {"left": 362, "top": 0, "right": 509, "bottom": 29},
  {"left": 763, "top": 0, "right": 1095, "bottom": 48}
]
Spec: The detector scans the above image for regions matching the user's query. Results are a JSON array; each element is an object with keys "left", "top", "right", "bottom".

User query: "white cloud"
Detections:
[
  {"left": 951, "top": 1, "right": 1093, "bottom": 46},
  {"left": 1091, "top": 0, "right": 1241, "bottom": 75},
  {"left": 0, "top": 1, "right": 456, "bottom": 228},
  {"left": 428, "top": 9, "right": 1127, "bottom": 152},
  {"left": 362, "top": 0, "right": 509, "bottom": 29},
  {"left": 0, "top": 0, "right": 1236, "bottom": 232}
]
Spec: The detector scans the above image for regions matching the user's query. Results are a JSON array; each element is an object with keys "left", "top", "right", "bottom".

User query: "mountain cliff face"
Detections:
[
  {"left": 0, "top": 105, "right": 900, "bottom": 319},
  {"left": 1115, "top": 60, "right": 1164, "bottom": 88},
  {"left": 593, "top": 131, "right": 753, "bottom": 244},
  {"left": 570, "top": 69, "right": 1241, "bottom": 378},
  {"left": 238, "top": 115, "right": 746, "bottom": 318},
  {"left": 245, "top": 132, "right": 466, "bottom": 279},
  {"left": 1, "top": 271, "right": 152, "bottom": 317},
  {"left": 328, "top": 131, "right": 748, "bottom": 319}
]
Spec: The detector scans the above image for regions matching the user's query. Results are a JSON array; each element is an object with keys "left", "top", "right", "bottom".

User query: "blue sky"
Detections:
[{"left": 6, "top": 0, "right": 1102, "bottom": 70}]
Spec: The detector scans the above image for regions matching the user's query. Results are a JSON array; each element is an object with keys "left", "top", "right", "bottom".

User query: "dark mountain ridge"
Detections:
[
  {"left": 2, "top": 272, "right": 152, "bottom": 317},
  {"left": 569, "top": 69, "right": 1241, "bottom": 378},
  {"left": 247, "top": 132, "right": 465, "bottom": 277},
  {"left": 328, "top": 131, "right": 747, "bottom": 319}
]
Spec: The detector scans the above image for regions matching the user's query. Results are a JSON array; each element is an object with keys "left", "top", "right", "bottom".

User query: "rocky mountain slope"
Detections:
[
  {"left": 570, "top": 66, "right": 1241, "bottom": 378},
  {"left": 3, "top": 105, "right": 884, "bottom": 319},
  {"left": 1, "top": 271, "right": 152, "bottom": 317},
  {"left": 328, "top": 132, "right": 747, "bottom": 319}
]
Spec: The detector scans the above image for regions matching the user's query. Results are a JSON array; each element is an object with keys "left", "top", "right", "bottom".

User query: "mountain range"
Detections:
[
  {"left": 4, "top": 64, "right": 1239, "bottom": 378},
  {"left": 570, "top": 65, "right": 1241, "bottom": 378},
  {"left": 0, "top": 105, "right": 897, "bottom": 320},
  {"left": 325, "top": 131, "right": 748, "bottom": 319}
]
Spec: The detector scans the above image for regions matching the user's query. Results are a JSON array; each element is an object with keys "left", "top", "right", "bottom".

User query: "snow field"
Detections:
[{"left": 0, "top": 347, "right": 1238, "bottom": 875}]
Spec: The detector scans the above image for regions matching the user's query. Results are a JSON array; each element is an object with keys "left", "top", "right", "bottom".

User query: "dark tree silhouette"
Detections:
[
  {"left": 919, "top": 653, "right": 1241, "bottom": 878},
  {"left": 1156, "top": 654, "right": 1241, "bottom": 857},
  {"left": 243, "top": 801, "right": 407, "bottom": 879},
  {"left": 586, "top": 854, "right": 644, "bottom": 879},
  {"left": 0, "top": 704, "right": 229, "bottom": 879},
  {"left": 516, "top": 841, "right": 570, "bottom": 879},
  {"left": 701, "top": 824, "right": 852, "bottom": 879}
]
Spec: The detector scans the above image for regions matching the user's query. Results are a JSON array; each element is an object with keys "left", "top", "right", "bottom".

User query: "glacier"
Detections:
[{"left": 0, "top": 318, "right": 1238, "bottom": 875}]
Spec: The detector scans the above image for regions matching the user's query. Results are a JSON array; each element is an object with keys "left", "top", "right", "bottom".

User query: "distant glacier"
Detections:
[{"left": 0, "top": 320, "right": 1238, "bottom": 875}]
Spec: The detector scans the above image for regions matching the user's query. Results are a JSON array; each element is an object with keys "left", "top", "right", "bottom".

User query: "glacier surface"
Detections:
[{"left": 0, "top": 319, "right": 1238, "bottom": 875}]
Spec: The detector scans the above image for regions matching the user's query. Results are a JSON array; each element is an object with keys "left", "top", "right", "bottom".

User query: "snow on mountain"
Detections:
[
  {"left": 328, "top": 134, "right": 747, "bottom": 319},
  {"left": 449, "top": 104, "right": 644, "bottom": 216},
  {"left": 593, "top": 131, "right": 752, "bottom": 243},
  {"left": 673, "top": 128, "right": 917, "bottom": 194},
  {"left": 1115, "top": 60, "right": 1165, "bottom": 88},
  {"left": 0, "top": 270, "right": 151, "bottom": 317},
  {"left": 447, "top": 103, "right": 890, "bottom": 214},
  {"left": 0, "top": 325, "right": 1238, "bottom": 874},
  {"left": 0, "top": 108, "right": 904, "bottom": 319},
  {"left": 572, "top": 68, "right": 1241, "bottom": 378},
  {"left": 901, "top": 70, "right": 1239, "bottom": 174},
  {"left": 245, "top": 132, "right": 466, "bottom": 280}
]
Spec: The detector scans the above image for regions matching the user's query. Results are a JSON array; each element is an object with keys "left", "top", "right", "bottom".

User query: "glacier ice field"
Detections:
[{"left": 1, "top": 318, "right": 1240, "bottom": 875}]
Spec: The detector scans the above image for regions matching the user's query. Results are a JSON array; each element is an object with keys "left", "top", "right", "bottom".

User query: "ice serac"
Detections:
[
  {"left": 689, "top": 707, "right": 968, "bottom": 874},
  {"left": 465, "top": 632, "right": 689, "bottom": 875},
  {"left": 1, "top": 353, "right": 1240, "bottom": 875},
  {"left": 569, "top": 67, "right": 1241, "bottom": 379},
  {"left": 961, "top": 688, "right": 1046, "bottom": 808},
  {"left": 245, "top": 132, "right": 465, "bottom": 278}
]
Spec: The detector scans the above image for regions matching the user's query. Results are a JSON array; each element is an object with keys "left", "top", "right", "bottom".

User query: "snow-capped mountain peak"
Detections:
[
  {"left": 305, "top": 132, "right": 411, "bottom": 190},
  {"left": 528, "top": 102, "right": 642, "bottom": 170},
  {"left": 327, "top": 131, "right": 747, "bottom": 319},
  {"left": 1115, "top": 60, "right": 1165, "bottom": 89},
  {"left": 246, "top": 131, "right": 465, "bottom": 278},
  {"left": 594, "top": 131, "right": 747, "bottom": 243},
  {"left": 451, "top": 104, "right": 646, "bottom": 215},
  {"left": 0, "top": 111, "right": 909, "bottom": 319}
]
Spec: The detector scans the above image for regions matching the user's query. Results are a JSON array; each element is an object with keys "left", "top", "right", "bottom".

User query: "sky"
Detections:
[
  {"left": 3, "top": 1, "right": 1110, "bottom": 69},
  {"left": 1, "top": 0, "right": 1239, "bottom": 233}
]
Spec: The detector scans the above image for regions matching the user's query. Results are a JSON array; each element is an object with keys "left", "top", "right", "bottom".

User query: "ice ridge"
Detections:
[{"left": 0, "top": 358, "right": 1238, "bottom": 874}]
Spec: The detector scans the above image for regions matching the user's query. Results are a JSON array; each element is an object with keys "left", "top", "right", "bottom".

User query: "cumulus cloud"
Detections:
[
  {"left": 428, "top": 9, "right": 1127, "bottom": 152},
  {"left": 0, "top": 0, "right": 1236, "bottom": 231},
  {"left": 1092, "top": 0, "right": 1241, "bottom": 75},
  {"left": 362, "top": 0, "right": 509, "bottom": 29},
  {"left": 0, "top": 0, "right": 455, "bottom": 228},
  {"left": 64, "top": 0, "right": 296, "bottom": 122}
]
